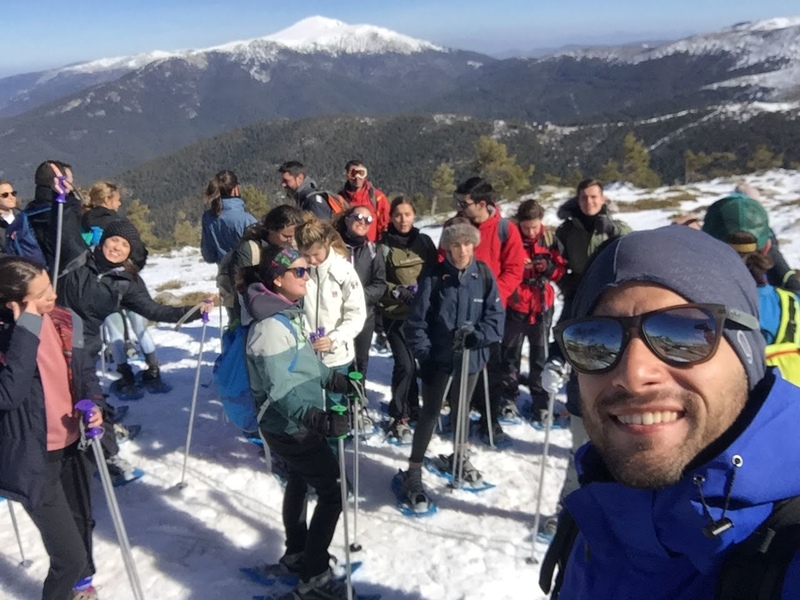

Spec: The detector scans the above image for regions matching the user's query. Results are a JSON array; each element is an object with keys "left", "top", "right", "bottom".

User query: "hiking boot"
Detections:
[
  {"left": 109, "top": 364, "right": 143, "bottom": 400},
  {"left": 441, "top": 452, "right": 483, "bottom": 484},
  {"left": 106, "top": 455, "right": 138, "bottom": 481},
  {"left": 500, "top": 398, "right": 521, "bottom": 421},
  {"left": 480, "top": 421, "right": 508, "bottom": 446},
  {"left": 280, "top": 568, "right": 350, "bottom": 600},
  {"left": 140, "top": 367, "right": 172, "bottom": 394},
  {"left": 402, "top": 467, "right": 430, "bottom": 513},
  {"left": 389, "top": 418, "right": 413, "bottom": 444}
]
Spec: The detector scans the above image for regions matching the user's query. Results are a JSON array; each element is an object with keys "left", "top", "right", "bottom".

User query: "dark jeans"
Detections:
[
  {"left": 264, "top": 432, "right": 342, "bottom": 582},
  {"left": 500, "top": 308, "right": 553, "bottom": 412},
  {"left": 410, "top": 363, "right": 478, "bottom": 464},
  {"left": 384, "top": 318, "right": 419, "bottom": 421},
  {"left": 353, "top": 312, "right": 375, "bottom": 380},
  {"left": 25, "top": 442, "right": 95, "bottom": 600}
]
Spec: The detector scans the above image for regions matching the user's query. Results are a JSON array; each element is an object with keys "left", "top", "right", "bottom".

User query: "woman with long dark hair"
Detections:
[
  {"left": 378, "top": 196, "right": 437, "bottom": 442},
  {"left": 0, "top": 256, "right": 104, "bottom": 600},
  {"left": 200, "top": 170, "right": 257, "bottom": 265}
]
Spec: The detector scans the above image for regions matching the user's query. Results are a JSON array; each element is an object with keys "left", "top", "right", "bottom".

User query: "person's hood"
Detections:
[
  {"left": 246, "top": 283, "right": 299, "bottom": 321},
  {"left": 295, "top": 177, "right": 318, "bottom": 196},
  {"left": 566, "top": 370, "right": 800, "bottom": 574}
]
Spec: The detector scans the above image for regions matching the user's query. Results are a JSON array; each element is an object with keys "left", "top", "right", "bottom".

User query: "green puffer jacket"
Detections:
[
  {"left": 244, "top": 283, "right": 334, "bottom": 437},
  {"left": 379, "top": 226, "right": 438, "bottom": 321},
  {"left": 555, "top": 197, "right": 632, "bottom": 301}
]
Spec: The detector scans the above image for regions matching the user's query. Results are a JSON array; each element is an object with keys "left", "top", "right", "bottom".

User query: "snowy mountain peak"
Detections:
[
  {"left": 731, "top": 16, "right": 800, "bottom": 33},
  {"left": 260, "top": 15, "right": 444, "bottom": 55}
]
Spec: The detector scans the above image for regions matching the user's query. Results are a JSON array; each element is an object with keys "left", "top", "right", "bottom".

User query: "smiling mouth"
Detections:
[{"left": 613, "top": 411, "right": 683, "bottom": 426}]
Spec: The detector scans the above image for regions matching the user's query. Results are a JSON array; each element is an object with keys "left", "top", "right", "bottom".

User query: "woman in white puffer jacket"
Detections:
[{"left": 296, "top": 215, "right": 367, "bottom": 405}]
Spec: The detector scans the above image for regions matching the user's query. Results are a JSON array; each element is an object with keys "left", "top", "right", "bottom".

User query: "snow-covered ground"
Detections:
[{"left": 1, "top": 170, "right": 799, "bottom": 600}]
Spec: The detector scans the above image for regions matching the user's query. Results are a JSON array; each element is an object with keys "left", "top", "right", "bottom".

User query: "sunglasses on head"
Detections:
[
  {"left": 0, "top": 191, "right": 17, "bottom": 199},
  {"left": 287, "top": 267, "right": 310, "bottom": 279},
  {"left": 554, "top": 303, "right": 759, "bottom": 375},
  {"left": 351, "top": 213, "right": 374, "bottom": 224},
  {"left": 347, "top": 168, "right": 368, "bottom": 179}
]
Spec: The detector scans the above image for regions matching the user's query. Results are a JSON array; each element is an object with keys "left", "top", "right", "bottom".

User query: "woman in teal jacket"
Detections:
[{"left": 240, "top": 246, "right": 355, "bottom": 600}]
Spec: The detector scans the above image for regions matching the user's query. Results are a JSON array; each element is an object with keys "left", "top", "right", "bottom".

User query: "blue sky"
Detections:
[{"left": 2, "top": 0, "right": 798, "bottom": 76}]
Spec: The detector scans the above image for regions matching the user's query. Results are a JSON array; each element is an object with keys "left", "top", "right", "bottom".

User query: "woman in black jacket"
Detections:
[
  {"left": 335, "top": 205, "right": 386, "bottom": 379},
  {"left": 0, "top": 256, "right": 104, "bottom": 600}
]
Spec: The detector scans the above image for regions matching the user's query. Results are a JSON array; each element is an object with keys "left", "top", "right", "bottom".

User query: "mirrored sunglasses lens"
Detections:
[
  {"left": 561, "top": 319, "right": 624, "bottom": 372},
  {"left": 355, "top": 214, "right": 373, "bottom": 223},
  {"left": 644, "top": 307, "right": 718, "bottom": 364}
]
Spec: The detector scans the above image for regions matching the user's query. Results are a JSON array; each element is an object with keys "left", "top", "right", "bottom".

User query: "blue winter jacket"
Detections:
[
  {"left": 558, "top": 369, "right": 800, "bottom": 599},
  {"left": 201, "top": 197, "right": 257, "bottom": 264},
  {"left": 405, "top": 258, "right": 504, "bottom": 375}
]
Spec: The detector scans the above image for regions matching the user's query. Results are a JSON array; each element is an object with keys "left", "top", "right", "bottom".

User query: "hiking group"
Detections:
[{"left": 1, "top": 157, "right": 800, "bottom": 600}]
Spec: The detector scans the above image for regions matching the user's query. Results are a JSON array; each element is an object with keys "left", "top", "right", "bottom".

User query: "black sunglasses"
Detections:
[
  {"left": 0, "top": 191, "right": 17, "bottom": 199},
  {"left": 554, "top": 303, "right": 759, "bottom": 374},
  {"left": 287, "top": 267, "right": 310, "bottom": 278}
]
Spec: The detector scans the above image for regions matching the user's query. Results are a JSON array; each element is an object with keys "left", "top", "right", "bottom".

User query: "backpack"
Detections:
[
  {"left": 214, "top": 312, "right": 298, "bottom": 431},
  {"left": 765, "top": 288, "right": 800, "bottom": 386},
  {"left": 216, "top": 240, "right": 262, "bottom": 309},
  {"left": 322, "top": 191, "right": 349, "bottom": 215},
  {"left": 3, "top": 211, "right": 46, "bottom": 266},
  {"left": 540, "top": 497, "right": 800, "bottom": 600}
]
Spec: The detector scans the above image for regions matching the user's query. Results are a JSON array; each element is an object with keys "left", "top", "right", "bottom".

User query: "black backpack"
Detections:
[{"left": 540, "top": 498, "right": 800, "bottom": 599}]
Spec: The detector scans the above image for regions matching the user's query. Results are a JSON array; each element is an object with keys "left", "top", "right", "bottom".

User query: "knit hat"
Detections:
[
  {"left": 573, "top": 226, "right": 765, "bottom": 390},
  {"left": 440, "top": 221, "right": 480, "bottom": 249},
  {"left": 702, "top": 194, "right": 771, "bottom": 252},
  {"left": 263, "top": 247, "right": 302, "bottom": 282},
  {"left": 100, "top": 219, "right": 147, "bottom": 268}
]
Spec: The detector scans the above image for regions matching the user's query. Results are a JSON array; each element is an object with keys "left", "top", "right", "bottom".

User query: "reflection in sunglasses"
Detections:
[{"left": 351, "top": 213, "right": 374, "bottom": 224}]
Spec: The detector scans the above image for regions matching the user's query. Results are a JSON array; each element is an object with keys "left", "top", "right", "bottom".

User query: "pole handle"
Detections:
[{"left": 75, "top": 400, "right": 104, "bottom": 439}]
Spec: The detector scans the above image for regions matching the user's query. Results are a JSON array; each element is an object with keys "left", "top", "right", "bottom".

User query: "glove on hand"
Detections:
[
  {"left": 452, "top": 324, "right": 476, "bottom": 350},
  {"left": 393, "top": 285, "right": 416, "bottom": 306},
  {"left": 462, "top": 333, "right": 479, "bottom": 349},
  {"left": 304, "top": 407, "right": 350, "bottom": 438},
  {"left": 325, "top": 370, "right": 351, "bottom": 394},
  {"left": 541, "top": 359, "right": 570, "bottom": 394}
]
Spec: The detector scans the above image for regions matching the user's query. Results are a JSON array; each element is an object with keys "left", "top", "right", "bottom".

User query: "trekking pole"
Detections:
[
  {"left": 330, "top": 403, "right": 354, "bottom": 600},
  {"left": 50, "top": 175, "right": 68, "bottom": 293},
  {"left": 451, "top": 347, "right": 471, "bottom": 488},
  {"left": 177, "top": 305, "right": 210, "bottom": 489},
  {"left": 347, "top": 373, "right": 366, "bottom": 553},
  {"left": 75, "top": 401, "right": 145, "bottom": 599},
  {"left": 5, "top": 500, "right": 32, "bottom": 568},
  {"left": 437, "top": 374, "right": 454, "bottom": 434},
  {"left": 482, "top": 365, "right": 495, "bottom": 449},
  {"left": 527, "top": 388, "right": 557, "bottom": 565}
]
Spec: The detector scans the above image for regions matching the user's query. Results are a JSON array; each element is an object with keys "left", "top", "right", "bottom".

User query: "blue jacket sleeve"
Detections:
[
  {"left": 200, "top": 212, "right": 219, "bottom": 264},
  {"left": 0, "top": 315, "right": 42, "bottom": 412},
  {"left": 404, "top": 270, "right": 434, "bottom": 362},
  {"left": 472, "top": 270, "right": 505, "bottom": 347}
]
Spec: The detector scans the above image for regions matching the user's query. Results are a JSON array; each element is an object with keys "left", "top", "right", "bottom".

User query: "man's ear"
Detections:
[{"left": 762, "top": 238, "right": 772, "bottom": 254}]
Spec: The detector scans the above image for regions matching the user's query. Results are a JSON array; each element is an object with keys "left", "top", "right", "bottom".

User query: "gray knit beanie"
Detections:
[{"left": 573, "top": 226, "right": 765, "bottom": 390}]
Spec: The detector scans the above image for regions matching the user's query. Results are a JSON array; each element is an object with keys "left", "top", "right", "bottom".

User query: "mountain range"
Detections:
[{"left": 1, "top": 15, "right": 799, "bottom": 195}]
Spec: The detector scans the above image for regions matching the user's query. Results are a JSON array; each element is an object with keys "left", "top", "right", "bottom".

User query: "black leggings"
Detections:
[
  {"left": 264, "top": 431, "right": 342, "bottom": 582},
  {"left": 25, "top": 442, "right": 95, "bottom": 600},
  {"left": 384, "top": 318, "right": 419, "bottom": 421},
  {"left": 353, "top": 312, "right": 376, "bottom": 380},
  {"left": 409, "top": 364, "right": 478, "bottom": 464}
]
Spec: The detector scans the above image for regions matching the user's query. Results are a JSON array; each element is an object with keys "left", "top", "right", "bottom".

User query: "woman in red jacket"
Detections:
[{"left": 503, "top": 200, "right": 567, "bottom": 424}]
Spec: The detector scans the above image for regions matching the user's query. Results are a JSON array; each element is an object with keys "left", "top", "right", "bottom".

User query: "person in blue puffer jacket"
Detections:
[
  {"left": 200, "top": 169, "right": 257, "bottom": 265},
  {"left": 539, "top": 226, "right": 800, "bottom": 600},
  {"left": 401, "top": 220, "right": 504, "bottom": 513}
]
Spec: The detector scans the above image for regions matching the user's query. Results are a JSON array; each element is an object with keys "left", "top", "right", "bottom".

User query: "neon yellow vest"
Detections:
[{"left": 765, "top": 288, "right": 800, "bottom": 386}]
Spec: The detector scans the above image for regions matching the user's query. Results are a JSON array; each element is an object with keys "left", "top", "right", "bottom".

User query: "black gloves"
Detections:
[
  {"left": 453, "top": 324, "right": 478, "bottom": 350},
  {"left": 532, "top": 255, "right": 554, "bottom": 277},
  {"left": 325, "top": 370, "right": 351, "bottom": 394},
  {"left": 304, "top": 407, "right": 350, "bottom": 438},
  {"left": 463, "top": 333, "right": 479, "bottom": 349},
  {"left": 393, "top": 285, "right": 416, "bottom": 306}
]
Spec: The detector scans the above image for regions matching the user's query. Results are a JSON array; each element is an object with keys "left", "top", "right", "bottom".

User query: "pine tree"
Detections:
[
  {"left": 621, "top": 132, "right": 661, "bottom": 188},
  {"left": 172, "top": 211, "right": 200, "bottom": 248},
  {"left": 541, "top": 173, "right": 563, "bottom": 186},
  {"left": 747, "top": 145, "right": 783, "bottom": 172},
  {"left": 125, "top": 198, "right": 161, "bottom": 249},
  {"left": 430, "top": 163, "right": 456, "bottom": 216},
  {"left": 240, "top": 185, "right": 271, "bottom": 220},
  {"left": 564, "top": 169, "right": 585, "bottom": 190},
  {"left": 471, "top": 136, "right": 534, "bottom": 200},
  {"left": 598, "top": 160, "right": 622, "bottom": 184}
]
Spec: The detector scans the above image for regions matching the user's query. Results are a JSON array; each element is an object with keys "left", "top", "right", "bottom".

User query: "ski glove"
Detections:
[
  {"left": 453, "top": 324, "right": 476, "bottom": 350},
  {"left": 325, "top": 370, "right": 351, "bottom": 394},
  {"left": 304, "top": 407, "right": 350, "bottom": 438},
  {"left": 541, "top": 359, "right": 570, "bottom": 395}
]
